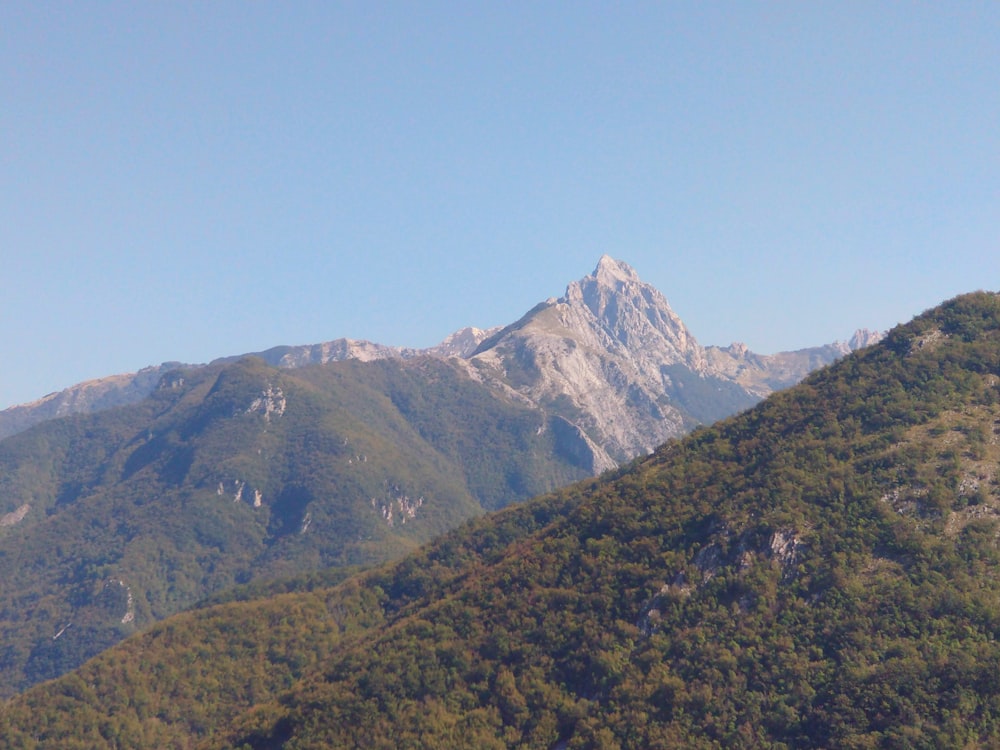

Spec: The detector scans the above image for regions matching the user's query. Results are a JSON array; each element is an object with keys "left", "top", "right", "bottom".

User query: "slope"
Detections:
[
  {"left": 0, "top": 354, "right": 592, "bottom": 697},
  {"left": 463, "top": 255, "right": 876, "bottom": 461},
  {"left": 3, "top": 291, "right": 999, "bottom": 748}
]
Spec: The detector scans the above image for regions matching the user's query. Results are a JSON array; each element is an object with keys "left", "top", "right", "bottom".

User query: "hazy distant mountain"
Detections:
[
  {"left": 254, "top": 325, "right": 501, "bottom": 368},
  {"left": 704, "top": 328, "right": 883, "bottom": 398},
  {"left": 4, "top": 292, "right": 997, "bottom": 749},
  {"left": 0, "top": 365, "right": 182, "bottom": 441},
  {"left": 0, "top": 332, "right": 500, "bottom": 443}
]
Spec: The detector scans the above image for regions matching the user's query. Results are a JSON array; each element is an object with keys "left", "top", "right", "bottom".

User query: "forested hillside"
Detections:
[
  {"left": 4, "top": 291, "right": 1000, "bottom": 748},
  {"left": 0, "top": 355, "right": 592, "bottom": 697},
  {"left": 0, "top": 259, "right": 870, "bottom": 697}
]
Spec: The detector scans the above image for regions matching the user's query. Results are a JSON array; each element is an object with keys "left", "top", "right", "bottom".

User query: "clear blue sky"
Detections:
[{"left": 2, "top": 3, "right": 998, "bottom": 409}]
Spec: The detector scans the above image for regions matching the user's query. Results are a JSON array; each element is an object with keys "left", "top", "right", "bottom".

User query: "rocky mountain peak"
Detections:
[
  {"left": 561, "top": 256, "right": 702, "bottom": 369},
  {"left": 592, "top": 254, "right": 640, "bottom": 286},
  {"left": 1, "top": 256, "right": 879, "bottom": 463},
  {"left": 460, "top": 256, "right": 875, "bottom": 462},
  {"left": 460, "top": 258, "right": 720, "bottom": 462}
]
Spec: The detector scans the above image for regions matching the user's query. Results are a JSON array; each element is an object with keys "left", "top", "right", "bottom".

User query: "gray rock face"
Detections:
[
  {"left": 463, "top": 256, "right": 707, "bottom": 463},
  {"left": 849, "top": 328, "right": 883, "bottom": 351},
  {"left": 460, "top": 256, "right": 882, "bottom": 463},
  {"left": 570, "top": 255, "right": 706, "bottom": 371}
]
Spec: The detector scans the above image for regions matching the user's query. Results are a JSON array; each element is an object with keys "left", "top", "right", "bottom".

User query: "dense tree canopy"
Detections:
[
  {"left": 4, "top": 292, "right": 1000, "bottom": 748},
  {"left": 0, "top": 355, "right": 595, "bottom": 697}
]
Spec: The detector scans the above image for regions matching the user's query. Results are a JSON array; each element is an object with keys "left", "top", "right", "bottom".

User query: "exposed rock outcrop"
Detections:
[{"left": 461, "top": 256, "right": 882, "bottom": 461}]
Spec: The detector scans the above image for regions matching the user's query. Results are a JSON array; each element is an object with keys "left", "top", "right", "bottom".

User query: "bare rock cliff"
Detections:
[
  {"left": 465, "top": 256, "right": 712, "bottom": 463},
  {"left": 463, "top": 257, "right": 882, "bottom": 465}
]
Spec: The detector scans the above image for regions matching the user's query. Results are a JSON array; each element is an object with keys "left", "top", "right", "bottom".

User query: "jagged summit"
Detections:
[
  {"left": 591, "top": 254, "right": 641, "bottom": 286},
  {"left": 462, "top": 257, "right": 879, "bottom": 461},
  {"left": 562, "top": 256, "right": 700, "bottom": 365},
  {"left": 1, "top": 256, "right": 875, "bottom": 458},
  {"left": 464, "top": 258, "right": 720, "bottom": 460}
]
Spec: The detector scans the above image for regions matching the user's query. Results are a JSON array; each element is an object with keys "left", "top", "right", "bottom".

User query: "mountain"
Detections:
[
  {"left": 0, "top": 364, "right": 182, "bottom": 442},
  {"left": 0, "top": 257, "right": 875, "bottom": 444},
  {"left": 0, "top": 354, "right": 600, "bottom": 697},
  {"left": 461, "top": 255, "right": 878, "bottom": 462},
  {"left": 0, "top": 258, "right": 878, "bottom": 697},
  {"left": 2, "top": 291, "right": 997, "bottom": 749},
  {"left": 704, "top": 327, "right": 883, "bottom": 398},
  {"left": 0, "top": 331, "right": 498, "bottom": 444}
]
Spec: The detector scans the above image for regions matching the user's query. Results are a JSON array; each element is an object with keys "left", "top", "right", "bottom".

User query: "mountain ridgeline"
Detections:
[
  {"left": 0, "top": 257, "right": 876, "bottom": 696},
  {"left": 3, "top": 291, "right": 999, "bottom": 748},
  {"left": 0, "top": 256, "right": 878, "bottom": 449}
]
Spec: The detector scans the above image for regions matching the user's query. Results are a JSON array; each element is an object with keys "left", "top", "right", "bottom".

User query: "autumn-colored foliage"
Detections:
[{"left": 5, "top": 292, "right": 1000, "bottom": 748}]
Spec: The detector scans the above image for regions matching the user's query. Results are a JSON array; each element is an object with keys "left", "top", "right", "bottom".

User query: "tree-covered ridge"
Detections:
[
  {"left": 0, "top": 354, "right": 595, "bottom": 697},
  {"left": 0, "top": 488, "right": 580, "bottom": 748},
  {"left": 4, "top": 291, "right": 1000, "bottom": 748}
]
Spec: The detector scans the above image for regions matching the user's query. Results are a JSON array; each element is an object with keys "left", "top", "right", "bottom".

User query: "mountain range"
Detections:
[
  {"left": 0, "top": 256, "right": 878, "bottom": 450},
  {"left": 0, "top": 257, "right": 878, "bottom": 697},
  {"left": 1, "top": 290, "right": 997, "bottom": 748}
]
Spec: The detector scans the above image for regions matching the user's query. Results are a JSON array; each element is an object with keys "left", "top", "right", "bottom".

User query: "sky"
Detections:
[{"left": 2, "top": 3, "right": 998, "bottom": 410}]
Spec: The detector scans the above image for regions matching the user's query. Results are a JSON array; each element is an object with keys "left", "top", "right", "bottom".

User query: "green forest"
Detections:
[
  {"left": 3, "top": 291, "right": 1000, "bottom": 748},
  {"left": 0, "top": 354, "right": 596, "bottom": 697}
]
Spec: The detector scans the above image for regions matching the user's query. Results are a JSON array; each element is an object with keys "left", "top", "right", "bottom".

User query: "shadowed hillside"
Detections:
[{"left": 0, "top": 356, "right": 592, "bottom": 697}]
